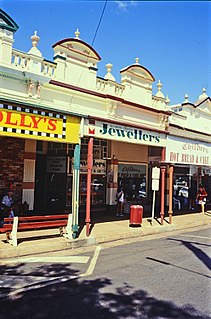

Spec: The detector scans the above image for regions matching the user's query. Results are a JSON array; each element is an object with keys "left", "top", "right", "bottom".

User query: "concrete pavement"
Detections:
[{"left": 0, "top": 211, "right": 210, "bottom": 259}]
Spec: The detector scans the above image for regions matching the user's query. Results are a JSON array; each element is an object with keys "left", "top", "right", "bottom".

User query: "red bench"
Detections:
[{"left": 0, "top": 214, "right": 72, "bottom": 246}]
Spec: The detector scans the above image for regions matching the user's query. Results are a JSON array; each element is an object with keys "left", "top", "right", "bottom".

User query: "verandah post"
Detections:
[{"left": 86, "top": 138, "right": 93, "bottom": 237}]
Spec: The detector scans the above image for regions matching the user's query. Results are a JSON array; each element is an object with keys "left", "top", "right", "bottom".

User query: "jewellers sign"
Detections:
[
  {"left": 84, "top": 119, "right": 166, "bottom": 147},
  {"left": 166, "top": 136, "right": 211, "bottom": 166}
]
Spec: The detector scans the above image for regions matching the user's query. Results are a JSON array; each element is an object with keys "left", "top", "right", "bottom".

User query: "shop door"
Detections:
[
  {"left": 34, "top": 154, "right": 46, "bottom": 212},
  {"left": 45, "top": 173, "right": 67, "bottom": 212}
]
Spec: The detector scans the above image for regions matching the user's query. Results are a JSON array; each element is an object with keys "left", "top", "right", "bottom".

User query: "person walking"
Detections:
[
  {"left": 196, "top": 185, "right": 208, "bottom": 213},
  {"left": 116, "top": 186, "right": 124, "bottom": 217}
]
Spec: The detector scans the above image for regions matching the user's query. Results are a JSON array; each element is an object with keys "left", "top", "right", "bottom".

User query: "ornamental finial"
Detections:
[
  {"left": 75, "top": 28, "right": 80, "bottom": 39},
  {"left": 135, "top": 57, "right": 139, "bottom": 64},
  {"left": 31, "top": 31, "right": 40, "bottom": 47}
]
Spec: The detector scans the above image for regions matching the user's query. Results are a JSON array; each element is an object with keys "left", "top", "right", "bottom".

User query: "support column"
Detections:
[
  {"left": 160, "top": 147, "right": 166, "bottom": 225},
  {"left": 168, "top": 165, "right": 174, "bottom": 224},
  {"left": 160, "top": 166, "right": 166, "bottom": 225},
  {"left": 85, "top": 138, "right": 93, "bottom": 237}
]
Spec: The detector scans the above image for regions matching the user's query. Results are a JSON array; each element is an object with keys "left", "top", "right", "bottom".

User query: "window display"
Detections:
[
  {"left": 79, "top": 175, "right": 105, "bottom": 206},
  {"left": 118, "top": 163, "right": 147, "bottom": 202}
]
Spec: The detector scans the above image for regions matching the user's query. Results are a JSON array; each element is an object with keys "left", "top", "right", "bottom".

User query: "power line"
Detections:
[{"left": 91, "top": 0, "right": 108, "bottom": 46}]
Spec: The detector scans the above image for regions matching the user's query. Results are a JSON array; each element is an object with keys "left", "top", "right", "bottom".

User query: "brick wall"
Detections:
[{"left": 0, "top": 137, "right": 25, "bottom": 202}]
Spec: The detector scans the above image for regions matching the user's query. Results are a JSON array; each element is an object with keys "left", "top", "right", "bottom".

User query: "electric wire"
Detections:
[
  {"left": 69, "top": 0, "right": 108, "bottom": 106},
  {"left": 91, "top": 0, "right": 108, "bottom": 46}
]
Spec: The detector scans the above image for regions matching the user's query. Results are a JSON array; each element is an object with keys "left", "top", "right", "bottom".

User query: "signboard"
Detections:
[
  {"left": 202, "top": 167, "right": 211, "bottom": 176},
  {"left": 0, "top": 104, "right": 80, "bottom": 143},
  {"left": 84, "top": 119, "right": 167, "bottom": 147},
  {"left": 152, "top": 179, "right": 159, "bottom": 191},
  {"left": 166, "top": 136, "right": 211, "bottom": 166},
  {"left": 72, "top": 159, "right": 106, "bottom": 175},
  {"left": 152, "top": 166, "right": 160, "bottom": 179},
  {"left": 118, "top": 164, "right": 146, "bottom": 178},
  {"left": 46, "top": 157, "right": 66, "bottom": 173}
]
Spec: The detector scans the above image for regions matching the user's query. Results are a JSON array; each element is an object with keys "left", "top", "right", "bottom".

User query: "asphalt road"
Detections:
[{"left": 0, "top": 226, "right": 210, "bottom": 319}]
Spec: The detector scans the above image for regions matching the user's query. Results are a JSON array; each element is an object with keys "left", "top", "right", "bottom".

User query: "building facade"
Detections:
[{"left": 0, "top": 9, "right": 210, "bottom": 226}]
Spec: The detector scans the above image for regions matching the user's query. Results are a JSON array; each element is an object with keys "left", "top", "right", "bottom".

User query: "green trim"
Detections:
[
  {"left": 44, "top": 58, "right": 57, "bottom": 65},
  {"left": 89, "top": 66, "right": 98, "bottom": 72},
  {"left": 53, "top": 55, "right": 66, "bottom": 61},
  {"left": 0, "top": 9, "right": 19, "bottom": 33},
  {"left": 0, "top": 97, "right": 87, "bottom": 118}
]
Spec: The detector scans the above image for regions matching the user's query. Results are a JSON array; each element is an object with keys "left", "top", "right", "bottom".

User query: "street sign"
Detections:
[
  {"left": 152, "top": 166, "right": 160, "bottom": 179},
  {"left": 74, "top": 144, "right": 80, "bottom": 170},
  {"left": 152, "top": 179, "right": 159, "bottom": 191}
]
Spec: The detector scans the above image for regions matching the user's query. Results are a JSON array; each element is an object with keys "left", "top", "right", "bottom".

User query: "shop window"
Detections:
[
  {"left": 118, "top": 163, "right": 147, "bottom": 202},
  {"left": 79, "top": 175, "right": 105, "bottom": 206}
]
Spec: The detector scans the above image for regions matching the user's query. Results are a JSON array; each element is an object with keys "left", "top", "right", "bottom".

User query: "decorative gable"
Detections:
[
  {"left": 0, "top": 9, "right": 19, "bottom": 33},
  {"left": 120, "top": 61, "right": 155, "bottom": 83},
  {"left": 52, "top": 37, "right": 101, "bottom": 63}
]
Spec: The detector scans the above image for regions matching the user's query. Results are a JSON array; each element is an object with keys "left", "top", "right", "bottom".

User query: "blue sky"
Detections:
[{"left": 0, "top": 1, "right": 210, "bottom": 105}]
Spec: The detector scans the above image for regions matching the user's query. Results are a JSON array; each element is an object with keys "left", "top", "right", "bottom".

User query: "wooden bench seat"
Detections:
[{"left": 0, "top": 214, "right": 73, "bottom": 246}]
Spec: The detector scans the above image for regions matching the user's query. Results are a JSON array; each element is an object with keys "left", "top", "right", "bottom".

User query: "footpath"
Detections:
[{"left": 0, "top": 211, "right": 210, "bottom": 259}]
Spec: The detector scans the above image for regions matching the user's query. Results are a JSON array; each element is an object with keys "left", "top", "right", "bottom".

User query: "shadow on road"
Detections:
[
  {"left": 167, "top": 238, "right": 211, "bottom": 271},
  {"left": 0, "top": 263, "right": 209, "bottom": 319}
]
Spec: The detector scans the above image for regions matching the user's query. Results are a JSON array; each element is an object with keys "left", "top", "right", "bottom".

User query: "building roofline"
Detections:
[{"left": 50, "top": 80, "right": 172, "bottom": 116}]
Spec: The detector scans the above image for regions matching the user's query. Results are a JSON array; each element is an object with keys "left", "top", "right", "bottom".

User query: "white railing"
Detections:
[
  {"left": 96, "top": 77, "right": 125, "bottom": 97},
  {"left": 12, "top": 49, "right": 30, "bottom": 70},
  {"left": 11, "top": 49, "right": 56, "bottom": 77},
  {"left": 41, "top": 60, "right": 56, "bottom": 77}
]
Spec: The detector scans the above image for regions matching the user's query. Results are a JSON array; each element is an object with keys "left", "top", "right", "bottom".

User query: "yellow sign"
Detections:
[{"left": 0, "top": 105, "right": 80, "bottom": 143}]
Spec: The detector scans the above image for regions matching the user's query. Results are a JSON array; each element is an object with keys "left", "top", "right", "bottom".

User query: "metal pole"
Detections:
[
  {"left": 151, "top": 190, "right": 156, "bottom": 225},
  {"left": 72, "top": 144, "right": 80, "bottom": 239},
  {"left": 86, "top": 138, "right": 93, "bottom": 237}
]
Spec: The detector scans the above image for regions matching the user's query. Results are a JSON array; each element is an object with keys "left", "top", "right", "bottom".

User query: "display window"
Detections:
[
  {"left": 173, "top": 166, "right": 196, "bottom": 210},
  {"left": 118, "top": 163, "right": 147, "bottom": 202},
  {"left": 79, "top": 175, "right": 106, "bottom": 206}
]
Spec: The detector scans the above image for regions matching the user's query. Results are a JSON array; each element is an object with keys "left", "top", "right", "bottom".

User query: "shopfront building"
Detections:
[
  {"left": 84, "top": 118, "right": 167, "bottom": 214},
  {"left": 0, "top": 102, "right": 81, "bottom": 212},
  {"left": 165, "top": 135, "right": 211, "bottom": 209}
]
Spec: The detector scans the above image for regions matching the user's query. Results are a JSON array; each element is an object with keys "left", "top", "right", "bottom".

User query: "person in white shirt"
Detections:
[
  {"left": 116, "top": 187, "right": 124, "bottom": 217},
  {"left": 1, "top": 190, "right": 14, "bottom": 218}
]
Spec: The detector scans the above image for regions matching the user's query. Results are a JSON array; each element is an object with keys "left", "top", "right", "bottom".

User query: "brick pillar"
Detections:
[{"left": 22, "top": 140, "right": 36, "bottom": 210}]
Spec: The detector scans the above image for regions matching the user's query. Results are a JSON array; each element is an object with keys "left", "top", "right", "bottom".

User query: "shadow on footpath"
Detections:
[{"left": 0, "top": 263, "right": 209, "bottom": 319}]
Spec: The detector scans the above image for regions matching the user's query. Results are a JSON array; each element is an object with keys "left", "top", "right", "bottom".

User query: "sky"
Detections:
[{"left": 0, "top": 0, "right": 210, "bottom": 105}]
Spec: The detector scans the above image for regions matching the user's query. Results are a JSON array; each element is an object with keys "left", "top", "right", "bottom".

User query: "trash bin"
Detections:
[{"left": 130, "top": 205, "right": 143, "bottom": 226}]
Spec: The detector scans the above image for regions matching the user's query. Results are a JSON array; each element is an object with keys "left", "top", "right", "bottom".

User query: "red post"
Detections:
[
  {"left": 86, "top": 138, "right": 93, "bottom": 236},
  {"left": 160, "top": 166, "right": 166, "bottom": 225},
  {"left": 168, "top": 165, "right": 174, "bottom": 224},
  {"left": 160, "top": 147, "right": 166, "bottom": 225}
]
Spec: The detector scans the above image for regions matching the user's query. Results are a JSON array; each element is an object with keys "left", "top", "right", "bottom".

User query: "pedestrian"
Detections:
[
  {"left": 1, "top": 190, "right": 15, "bottom": 219},
  {"left": 116, "top": 186, "right": 124, "bottom": 217},
  {"left": 196, "top": 185, "right": 208, "bottom": 213}
]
